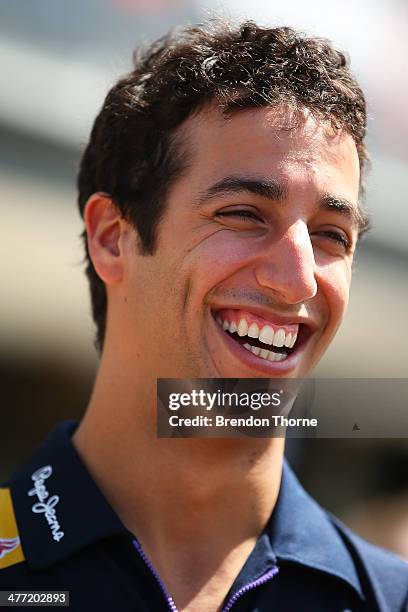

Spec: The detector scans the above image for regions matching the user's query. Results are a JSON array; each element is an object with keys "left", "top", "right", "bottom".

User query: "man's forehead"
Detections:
[
  {"left": 177, "top": 103, "right": 360, "bottom": 200},
  {"left": 170, "top": 103, "right": 366, "bottom": 234},
  {"left": 180, "top": 103, "right": 359, "bottom": 170}
]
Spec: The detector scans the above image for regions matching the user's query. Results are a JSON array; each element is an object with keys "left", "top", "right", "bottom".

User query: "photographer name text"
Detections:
[{"left": 168, "top": 415, "right": 317, "bottom": 428}]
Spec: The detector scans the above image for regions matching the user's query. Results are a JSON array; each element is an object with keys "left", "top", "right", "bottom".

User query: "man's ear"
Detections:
[{"left": 84, "top": 193, "right": 124, "bottom": 285}]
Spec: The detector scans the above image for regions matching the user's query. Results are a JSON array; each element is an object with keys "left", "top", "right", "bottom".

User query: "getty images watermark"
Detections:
[
  {"left": 157, "top": 379, "right": 318, "bottom": 437},
  {"left": 158, "top": 379, "right": 408, "bottom": 438}
]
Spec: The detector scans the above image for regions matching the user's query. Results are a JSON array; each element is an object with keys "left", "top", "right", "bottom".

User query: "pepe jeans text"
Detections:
[{"left": 28, "top": 465, "right": 64, "bottom": 542}]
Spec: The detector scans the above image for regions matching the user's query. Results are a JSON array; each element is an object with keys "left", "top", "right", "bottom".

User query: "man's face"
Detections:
[{"left": 114, "top": 105, "right": 360, "bottom": 379}]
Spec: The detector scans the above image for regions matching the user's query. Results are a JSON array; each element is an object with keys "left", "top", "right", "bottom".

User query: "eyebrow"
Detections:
[
  {"left": 196, "top": 176, "right": 287, "bottom": 205},
  {"left": 319, "top": 194, "right": 370, "bottom": 235},
  {"left": 195, "top": 175, "right": 370, "bottom": 235}
]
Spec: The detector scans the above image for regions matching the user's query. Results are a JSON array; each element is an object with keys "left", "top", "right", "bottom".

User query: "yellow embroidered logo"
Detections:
[{"left": 0, "top": 489, "right": 25, "bottom": 569}]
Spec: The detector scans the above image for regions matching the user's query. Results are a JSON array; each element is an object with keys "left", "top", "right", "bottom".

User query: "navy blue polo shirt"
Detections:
[{"left": 1, "top": 421, "right": 407, "bottom": 611}]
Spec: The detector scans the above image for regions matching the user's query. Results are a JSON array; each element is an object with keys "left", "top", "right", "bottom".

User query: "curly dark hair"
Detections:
[{"left": 77, "top": 20, "right": 368, "bottom": 352}]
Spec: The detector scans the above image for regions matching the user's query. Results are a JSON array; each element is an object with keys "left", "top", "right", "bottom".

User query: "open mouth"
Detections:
[{"left": 212, "top": 308, "right": 310, "bottom": 364}]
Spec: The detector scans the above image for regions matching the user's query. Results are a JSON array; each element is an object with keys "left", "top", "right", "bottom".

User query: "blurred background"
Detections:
[{"left": 1, "top": 1, "right": 407, "bottom": 559}]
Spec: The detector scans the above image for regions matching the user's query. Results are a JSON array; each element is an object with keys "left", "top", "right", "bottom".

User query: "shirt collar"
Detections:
[
  {"left": 266, "top": 460, "right": 365, "bottom": 600},
  {"left": 207, "top": 461, "right": 365, "bottom": 602},
  {"left": 9, "top": 421, "right": 128, "bottom": 570},
  {"left": 9, "top": 421, "right": 364, "bottom": 601}
]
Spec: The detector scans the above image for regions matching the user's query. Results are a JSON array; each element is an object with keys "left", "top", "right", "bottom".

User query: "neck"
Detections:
[{"left": 72, "top": 354, "right": 285, "bottom": 609}]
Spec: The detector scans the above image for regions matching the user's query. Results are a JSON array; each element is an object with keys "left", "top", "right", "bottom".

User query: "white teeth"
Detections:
[
  {"left": 259, "top": 325, "right": 275, "bottom": 345},
  {"left": 217, "top": 314, "right": 299, "bottom": 353},
  {"left": 283, "top": 329, "right": 298, "bottom": 348},
  {"left": 228, "top": 321, "right": 237, "bottom": 333},
  {"left": 247, "top": 322, "right": 260, "bottom": 338},
  {"left": 284, "top": 333, "right": 292, "bottom": 348},
  {"left": 289, "top": 332, "right": 298, "bottom": 348},
  {"left": 242, "top": 341, "right": 288, "bottom": 363},
  {"left": 237, "top": 318, "right": 249, "bottom": 337},
  {"left": 273, "top": 329, "right": 285, "bottom": 347},
  {"left": 268, "top": 351, "right": 284, "bottom": 362}
]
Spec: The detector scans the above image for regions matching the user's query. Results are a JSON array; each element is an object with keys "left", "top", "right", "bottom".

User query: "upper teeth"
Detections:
[{"left": 217, "top": 316, "right": 298, "bottom": 349}]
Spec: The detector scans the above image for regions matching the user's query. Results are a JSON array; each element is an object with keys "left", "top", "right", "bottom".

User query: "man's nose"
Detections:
[{"left": 254, "top": 221, "right": 318, "bottom": 304}]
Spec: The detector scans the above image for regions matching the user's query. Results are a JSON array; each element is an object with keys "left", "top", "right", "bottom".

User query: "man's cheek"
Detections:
[
  {"left": 186, "top": 253, "right": 249, "bottom": 299},
  {"left": 194, "top": 237, "right": 259, "bottom": 280},
  {"left": 320, "top": 263, "right": 351, "bottom": 320}
]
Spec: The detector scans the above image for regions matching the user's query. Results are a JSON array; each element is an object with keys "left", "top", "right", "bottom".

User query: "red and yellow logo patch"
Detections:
[{"left": 0, "top": 488, "right": 25, "bottom": 569}]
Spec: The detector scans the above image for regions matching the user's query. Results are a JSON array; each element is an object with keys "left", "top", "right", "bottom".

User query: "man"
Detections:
[{"left": 1, "top": 20, "right": 407, "bottom": 611}]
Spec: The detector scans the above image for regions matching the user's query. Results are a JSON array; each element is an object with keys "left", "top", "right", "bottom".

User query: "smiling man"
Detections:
[{"left": 1, "top": 20, "right": 407, "bottom": 612}]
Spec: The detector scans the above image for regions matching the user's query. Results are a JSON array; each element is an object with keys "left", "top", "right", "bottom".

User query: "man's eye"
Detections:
[
  {"left": 216, "top": 210, "right": 261, "bottom": 222},
  {"left": 317, "top": 230, "right": 350, "bottom": 249}
]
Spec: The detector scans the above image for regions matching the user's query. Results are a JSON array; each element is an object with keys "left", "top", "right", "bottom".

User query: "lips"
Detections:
[{"left": 211, "top": 307, "right": 313, "bottom": 375}]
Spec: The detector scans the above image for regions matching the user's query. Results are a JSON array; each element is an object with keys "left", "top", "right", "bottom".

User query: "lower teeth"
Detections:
[{"left": 243, "top": 343, "right": 287, "bottom": 362}]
